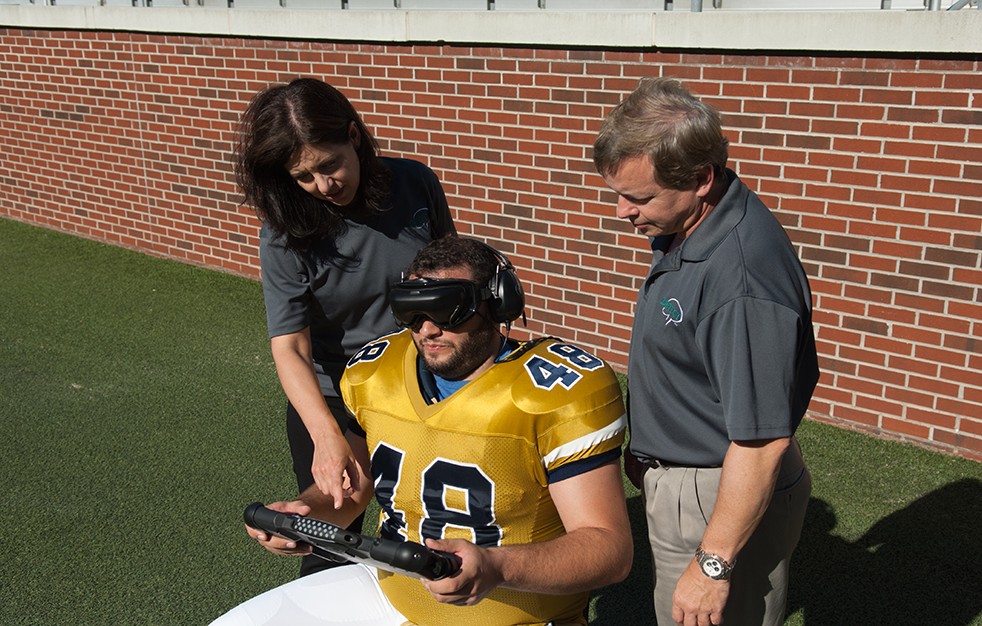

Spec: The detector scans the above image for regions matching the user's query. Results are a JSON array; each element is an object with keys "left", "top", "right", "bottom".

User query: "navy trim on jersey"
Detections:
[{"left": 546, "top": 448, "right": 620, "bottom": 484}]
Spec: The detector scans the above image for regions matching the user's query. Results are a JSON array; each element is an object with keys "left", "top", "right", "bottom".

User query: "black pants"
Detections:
[{"left": 286, "top": 397, "right": 366, "bottom": 577}]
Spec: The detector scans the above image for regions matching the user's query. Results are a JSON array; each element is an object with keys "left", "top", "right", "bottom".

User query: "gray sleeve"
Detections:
[
  {"left": 424, "top": 167, "right": 456, "bottom": 238},
  {"left": 259, "top": 231, "right": 311, "bottom": 339},
  {"left": 699, "top": 296, "right": 806, "bottom": 441}
]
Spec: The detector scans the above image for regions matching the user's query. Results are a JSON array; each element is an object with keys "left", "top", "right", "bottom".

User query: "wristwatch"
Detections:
[{"left": 695, "top": 545, "right": 735, "bottom": 580}]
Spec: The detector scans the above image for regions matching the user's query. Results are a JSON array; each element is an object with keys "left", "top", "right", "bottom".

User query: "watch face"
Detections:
[{"left": 701, "top": 557, "right": 724, "bottom": 578}]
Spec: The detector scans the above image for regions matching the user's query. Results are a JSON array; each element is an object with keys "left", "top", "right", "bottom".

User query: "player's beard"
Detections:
[{"left": 418, "top": 316, "right": 500, "bottom": 380}]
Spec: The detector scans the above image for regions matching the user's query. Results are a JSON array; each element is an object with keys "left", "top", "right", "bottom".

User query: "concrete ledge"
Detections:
[
  {"left": 1, "top": 6, "right": 980, "bottom": 53},
  {"left": 655, "top": 10, "right": 982, "bottom": 53}
]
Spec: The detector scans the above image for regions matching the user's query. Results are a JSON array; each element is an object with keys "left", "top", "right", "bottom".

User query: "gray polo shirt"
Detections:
[
  {"left": 260, "top": 157, "right": 455, "bottom": 397},
  {"left": 628, "top": 170, "right": 819, "bottom": 467}
]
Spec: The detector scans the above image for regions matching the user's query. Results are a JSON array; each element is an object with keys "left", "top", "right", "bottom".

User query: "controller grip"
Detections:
[
  {"left": 242, "top": 502, "right": 460, "bottom": 580},
  {"left": 369, "top": 537, "right": 460, "bottom": 581},
  {"left": 244, "top": 501, "right": 289, "bottom": 533}
]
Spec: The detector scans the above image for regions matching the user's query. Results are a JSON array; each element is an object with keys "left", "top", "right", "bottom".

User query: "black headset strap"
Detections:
[{"left": 416, "top": 355, "right": 440, "bottom": 405}]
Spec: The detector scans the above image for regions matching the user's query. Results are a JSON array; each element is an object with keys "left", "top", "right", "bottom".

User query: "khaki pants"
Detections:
[{"left": 641, "top": 442, "right": 811, "bottom": 626}]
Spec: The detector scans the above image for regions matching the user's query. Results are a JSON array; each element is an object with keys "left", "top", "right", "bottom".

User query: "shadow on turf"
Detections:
[
  {"left": 591, "top": 494, "right": 656, "bottom": 625},
  {"left": 592, "top": 478, "right": 982, "bottom": 625},
  {"left": 788, "top": 477, "right": 982, "bottom": 626}
]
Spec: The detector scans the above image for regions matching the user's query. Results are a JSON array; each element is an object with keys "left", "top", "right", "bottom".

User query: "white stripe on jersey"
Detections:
[{"left": 541, "top": 413, "right": 627, "bottom": 468}]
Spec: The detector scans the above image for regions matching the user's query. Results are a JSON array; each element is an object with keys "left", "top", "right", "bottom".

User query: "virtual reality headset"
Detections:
[{"left": 389, "top": 278, "right": 493, "bottom": 332}]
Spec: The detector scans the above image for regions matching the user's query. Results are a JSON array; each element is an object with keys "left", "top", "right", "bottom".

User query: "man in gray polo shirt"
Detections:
[{"left": 593, "top": 77, "right": 818, "bottom": 626}]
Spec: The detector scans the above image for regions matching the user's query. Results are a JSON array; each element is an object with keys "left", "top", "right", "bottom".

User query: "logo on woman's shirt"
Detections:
[{"left": 411, "top": 208, "right": 431, "bottom": 229}]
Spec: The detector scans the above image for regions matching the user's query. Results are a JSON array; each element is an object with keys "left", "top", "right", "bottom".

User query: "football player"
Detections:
[{"left": 214, "top": 236, "right": 632, "bottom": 626}]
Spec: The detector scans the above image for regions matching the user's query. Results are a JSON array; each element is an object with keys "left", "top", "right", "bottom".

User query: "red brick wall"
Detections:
[{"left": 1, "top": 29, "right": 979, "bottom": 460}]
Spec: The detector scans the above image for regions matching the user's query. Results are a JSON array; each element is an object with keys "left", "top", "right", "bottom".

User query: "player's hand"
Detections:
[
  {"left": 311, "top": 432, "right": 361, "bottom": 509},
  {"left": 671, "top": 559, "right": 729, "bottom": 626},
  {"left": 244, "top": 500, "right": 313, "bottom": 557},
  {"left": 420, "top": 538, "right": 503, "bottom": 606}
]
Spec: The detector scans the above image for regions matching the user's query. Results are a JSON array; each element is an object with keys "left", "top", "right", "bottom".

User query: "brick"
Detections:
[
  {"left": 942, "top": 109, "right": 982, "bottom": 126},
  {"left": 925, "top": 247, "right": 980, "bottom": 268},
  {"left": 832, "top": 405, "right": 881, "bottom": 428},
  {"left": 849, "top": 251, "right": 898, "bottom": 272},
  {"left": 912, "top": 125, "right": 968, "bottom": 144},
  {"left": 897, "top": 260, "right": 951, "bottom": 281},
  {"left": 938, "top": 397, "right": 982, "bottom": 420},
  {"left": 842, "top": 315, "right": 889, "bottom": 336},
  {"left": 882, "top": 139, "right": 935, "bottom": 160},
  {"left": 884, "top": 385, "right": 936, "bottom": 409},
  {"left": 804, "top": 185, "right": 851, "bottom": 207},
  {"left": 942, "top": 334, "right": 979, "bottom": 354},
  {"left": 913, "top": 344, "right": 970, "bottom": 369},
  {"left": 902, "top": 193, "right": 958, "bottom": 214},
  {"left": 914, "top": 90, "right": 970, "bottom": 108},
  {"left": 789, "top": 101, "right": 836, "bottom": 118},
  {"left": 918, "top": 312, "right": 972, "bottom": 336},
  {"left": 909, "top": 159, "right": 962, "bottom": 179},
  {"left": 840, "top": 282, "right": 893, "bottom": 304},
  {"left": 881, "top": 416, "right": 931, "bottom": 440},
  {"left": 886, "top": 107, "right": 940, "bottom": 124},
  {"left": 840, "top": 374, "right": 886, "bottom": 398},
  {"left": 820, "top": 356, "right": 857, "bottom": 376},
  {"left": 921, "top": 280, "right": 974, "bottom": 301},
  {"left": 934, "top": 430, "right": 982, "bottom": 455},
  {"left": 893, "top": 293, "right": 946, "bottom": 315},
  {"left": 832, "top": 136, "right": 884, "bottom": 155},
  {"left": 889, "top": 71, "right": 943, "bottom": 89},
  {"left": 959, "top": 417, "right": 982, "bottom": 438}
]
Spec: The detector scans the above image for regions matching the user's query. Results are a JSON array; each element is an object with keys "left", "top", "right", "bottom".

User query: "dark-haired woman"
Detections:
[{"left": 236, "top": 78, "right": 455, "bottom": 575}]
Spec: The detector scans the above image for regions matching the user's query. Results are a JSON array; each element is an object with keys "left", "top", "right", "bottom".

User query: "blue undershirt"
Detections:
[{"left": 433, "top": 341, "right": 514, "bottom": 401}]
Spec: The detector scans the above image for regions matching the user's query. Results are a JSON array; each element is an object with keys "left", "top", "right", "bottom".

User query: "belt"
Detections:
[{"left": 639, "top": 457, "right": 686, "bottom": 469}]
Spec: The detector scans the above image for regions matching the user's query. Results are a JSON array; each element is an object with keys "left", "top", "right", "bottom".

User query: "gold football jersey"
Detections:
[{"left": 340, "top": 330, "right": 626, "bottom": 626}]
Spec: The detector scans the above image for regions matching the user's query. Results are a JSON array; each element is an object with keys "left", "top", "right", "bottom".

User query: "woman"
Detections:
[{"left": 235, "top": 78, "right": 455, "bottom": 575}]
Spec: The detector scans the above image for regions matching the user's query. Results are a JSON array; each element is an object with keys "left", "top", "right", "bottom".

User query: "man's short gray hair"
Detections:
[{"left": 593, "top": 76, "right": 729, "bottom": 190}]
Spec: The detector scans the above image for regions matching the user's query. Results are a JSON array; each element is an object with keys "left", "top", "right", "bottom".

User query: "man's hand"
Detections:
[
  {"left": 671, "top": 559, "right": 729, "bottom": 626},
  {"left": 310, "top": 432, "right": 361, "bottom": 509},
  {"left": 244, "top": 500, "right": 313, "bottom": 557},
  {"left": 420, "top": 538, "right": 504, "bottom": 607}
]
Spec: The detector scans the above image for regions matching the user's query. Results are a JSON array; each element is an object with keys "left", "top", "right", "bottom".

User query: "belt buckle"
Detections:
[{"left": 648, "top": 457, "right": 681, "bottom": 470}]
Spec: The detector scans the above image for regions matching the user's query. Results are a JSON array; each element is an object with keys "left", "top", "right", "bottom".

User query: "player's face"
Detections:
[
  {"left": 287, "top": 123, "right": 362, "bottom": 208},
  {"left": 602, "top": 155, "right": 712, "bottom": 239},
  {"left": 409, "top": 268, "right": 501, "bottom": 381}
]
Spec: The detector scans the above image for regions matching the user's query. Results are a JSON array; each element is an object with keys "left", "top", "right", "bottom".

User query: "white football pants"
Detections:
[{"left": 210, "top": 564, "right": 409, "bottom": 626}]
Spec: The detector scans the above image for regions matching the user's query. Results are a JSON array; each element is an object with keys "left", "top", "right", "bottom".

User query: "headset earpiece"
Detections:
[{"left": 478, "top": 241, "right": 526, "bottom": 325}]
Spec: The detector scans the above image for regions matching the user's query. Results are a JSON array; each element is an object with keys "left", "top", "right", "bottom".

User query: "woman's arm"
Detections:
[{"left": 270, "top": 327, "right": 361, "bottom": 508}]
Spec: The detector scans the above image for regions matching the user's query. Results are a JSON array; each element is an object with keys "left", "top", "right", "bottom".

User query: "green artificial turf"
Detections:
[{"left": 1, "top": 218, "right": 979, "bottom": 625}]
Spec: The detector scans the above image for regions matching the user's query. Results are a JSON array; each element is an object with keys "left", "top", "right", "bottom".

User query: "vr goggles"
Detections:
[{"left": 389, "top": 278, "right": 492, "bottom": 331}]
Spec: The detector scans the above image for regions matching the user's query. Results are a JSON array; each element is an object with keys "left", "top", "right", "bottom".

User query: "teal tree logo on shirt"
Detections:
[
  {"left": 411, "top": 208, "right": 431, "bottom": 229},
  {"left": 660, "top": 297, "right": 683, "bottom": 326}
]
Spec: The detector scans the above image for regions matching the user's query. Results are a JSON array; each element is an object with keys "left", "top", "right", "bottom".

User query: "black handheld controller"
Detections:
[{"left": 243, "top": 502, "right": 460, "bottom": 581}]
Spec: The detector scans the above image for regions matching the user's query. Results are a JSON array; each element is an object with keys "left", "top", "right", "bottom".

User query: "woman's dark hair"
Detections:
[{"left": 234, "top": 78, "right": 390, "bottom": 250}]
